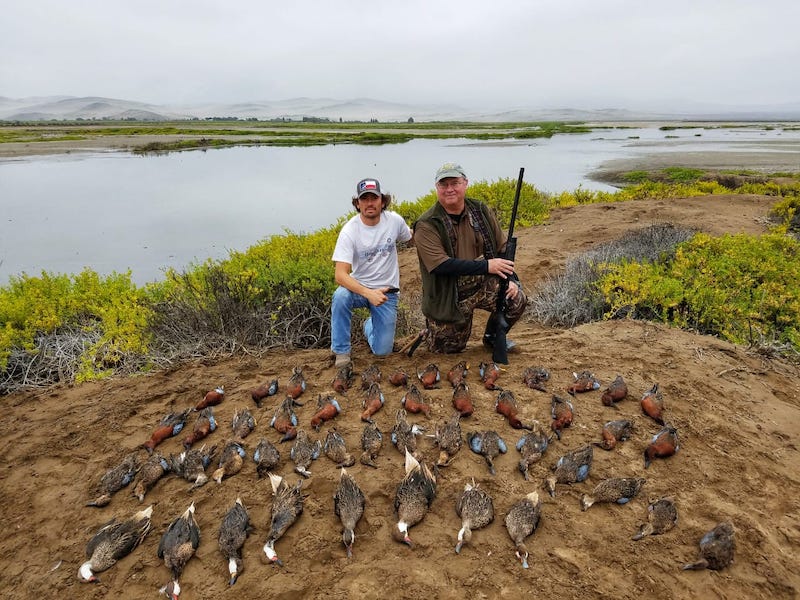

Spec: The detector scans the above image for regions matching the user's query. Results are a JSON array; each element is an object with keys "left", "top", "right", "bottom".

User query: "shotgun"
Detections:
[{"left": 491, "top": 167, "right": 524, "bottom": 364}]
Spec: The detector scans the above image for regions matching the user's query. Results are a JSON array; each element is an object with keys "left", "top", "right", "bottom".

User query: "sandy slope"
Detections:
[{"left": 1, "top": 194, "right": 798, "bottom": 600}]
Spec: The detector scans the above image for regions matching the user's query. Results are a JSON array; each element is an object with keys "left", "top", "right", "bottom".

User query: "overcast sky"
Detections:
[{"left": 3, "top": 0, "right": 799, "bottom": 111}]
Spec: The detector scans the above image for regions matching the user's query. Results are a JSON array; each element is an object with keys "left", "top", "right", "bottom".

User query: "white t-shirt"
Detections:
[{"left": 332, "top": 211, "right": 412, "bottom": 289}]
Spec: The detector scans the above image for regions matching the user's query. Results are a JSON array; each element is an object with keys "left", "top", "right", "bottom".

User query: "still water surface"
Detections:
[{"left": 1, "top": 125, "right": 796, "bottom": 285}]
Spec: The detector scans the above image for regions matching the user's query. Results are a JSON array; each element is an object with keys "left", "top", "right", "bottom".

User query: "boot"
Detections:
[{"left": 483, "top": 313, "right": 517, "bottom": 352}]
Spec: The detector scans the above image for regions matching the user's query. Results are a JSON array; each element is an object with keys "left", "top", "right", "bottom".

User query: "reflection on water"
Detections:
[{"left": 1, "top": 126, "right": 797, "bottom": 285}]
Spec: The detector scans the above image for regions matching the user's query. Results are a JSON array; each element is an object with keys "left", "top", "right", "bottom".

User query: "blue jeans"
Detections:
[{"left": 331, "top": 286, "right": 398, "bottom": 356}]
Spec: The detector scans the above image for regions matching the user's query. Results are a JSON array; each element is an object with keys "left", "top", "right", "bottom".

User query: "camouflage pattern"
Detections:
[{"left": 426, "top": 276, "right": 527, "bottom": 353}]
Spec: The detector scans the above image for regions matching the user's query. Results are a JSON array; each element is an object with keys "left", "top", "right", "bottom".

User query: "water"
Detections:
[{"left": 1, "top": 125, "right": 797, "bottom": 285}]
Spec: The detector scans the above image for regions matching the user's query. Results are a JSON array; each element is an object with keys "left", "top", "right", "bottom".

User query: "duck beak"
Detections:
[
  {"left": 455, "top": 541, "right": 464, "bottom": 554},
  {"left": 403, "top": 535, "right": 414, "bottom": 548},
  {"left": 516, "top": 551, "right": 529, "bottom": 569},
  {"left": 228, "top": 573, "right": 239, "bottom": 586},
  {"left": 345, "top": 543, "right": 353, "bottom": 559}
]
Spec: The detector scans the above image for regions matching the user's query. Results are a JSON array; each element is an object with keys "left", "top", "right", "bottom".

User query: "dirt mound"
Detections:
[{"left": 2, "top": 194, "right": 798, "bottom": 599}]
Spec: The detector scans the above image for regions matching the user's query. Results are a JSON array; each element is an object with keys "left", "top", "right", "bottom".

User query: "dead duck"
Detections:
[
  {"left": 251, "top": 379, "right": 278, "bottom": 408},
  {"left": 505, "top": 491, "right": 542, "bottom": 569},
  {"left": 182, "top": 407, "right": 217, "bottom": 449},
  {"left": 212, "top": 440, "right": 247, "bottom": 483},
  {"left": 454, "top": 479, "right": 494, "bottom": 554},
  {"left": 310, "top": 395, "right": 341, "bottom": 430},
  {"left": 361, "top": 363, "right": 382, "bottom": 390},
  {"left": 416, "top": 363, "right": 441, "bottom": 389},
  {"left": 218, "top": 497, "right": 252, "bottom": 586},
  {"left": 545, "top": 445, "right": 593, "bottom": 497},
  {"left": 253, "top": 437, "right": 281, "bottom": 478},
  {"left": 169, "top": 444, "right": 215, "bottom": 489},
  {"left": 433, "top": 412, "right": 463, "bottom": 467},
  {"left": 391, "top": 408, "right": 424, "bottom": 457},
  {"left": 388, "top": 368, "right": 409, "bottom": 387},
  {"left": 516, "top": 421, "right": 552, "bottom": 481},
  {"left": 683, "top": 522, "right": 735, "bottom": 571},
  {"left": 132, "top": 452, "right": 170, "bottom": 502},
  {"left": 633, "top": 497, "right": 678, "bottom": 540},
  {"left": 601, "top": 375, "right": 628, "bottom": 406},
  {"left": 332, "top": 364, "right": 354, "bottom": 394},
  {"left": 567, "top": 370, "right": 601, "bottom": 396},
  {"left": 496, "top": 389, "right": 532, "bottom": 430},
  {"left": 195, "top": 386, "right": 225, "bottom": 411},
  {"left": 478, "top": 361, "right": 503, "bottom": 390},
  {"left": 641, "top": 383, "right": 665, "bottom": 425},
  {"left": 581, "top": 477, "right": 646, "bottom": 511},
  {"left": 270, "top": 396, "right": 301, "bottom": 442},
  {"left": 447, "top": 361, "right": 469, "bottom": 387},
  {"left": 324, "top": 428, "right": 355, "bottom": 468},
  {"left": 360, "top": 421, "right": 383, "bottom": 468},
  {"left": 263, "top": 473, "right": 305, "bottom": 566},
  {"left": 142, "top": 409, "right": 192, "bottom": 453},
  {"left": 286, "top": 366, "right": 307, "bottom": 400},
  {"left": 522, "top": 366, "right": 550, "bottom": 392},
  {"left": 79, "top": 505, "right": 153, "bottom": 582},
  {"left": 467, "top": 430, "right": 507, "bottom": 476},
  {"left": 87, "top": 451, "right": 141, "bottom": 507},
  {"left": 401, "top": 383, "right": 432, "bottom": 418},
  {"left": 393, "top": 450, "right": 437, "bottom": 547},
  {"left": 451, "top": 382, "right": 474, "bottom": 417},
  {"left": 594, "top": 419, "right": 634, "bottom": 451},
  {"left": 232, "top": 407, "right": 256, "bottom": 440},
  {"left": 644, "top": 424, "right": 679, "bottom": 468},
  {"left": 360, "top": 382, "right": 385, "bottom": 423},
  {"left": 290, "top": 429, "right": 321, "bottom": 477},
  {"left": 157, "top": 502, "right": 200, "bottom": 599},
  {"left": 334, "top": 468, "right": 366, "bottom": 558},
  {"left": 550, "top": 394, "right": 574, "bottom": 440}
]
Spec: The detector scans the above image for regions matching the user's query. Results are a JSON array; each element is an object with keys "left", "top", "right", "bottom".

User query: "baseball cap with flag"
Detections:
[{"left": 356, "top": 178, "right": 382, "bottom": 198}]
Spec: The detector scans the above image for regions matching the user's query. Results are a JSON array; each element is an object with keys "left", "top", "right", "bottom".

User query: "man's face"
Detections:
[
  {"left": 357, "top": 192, "right": 382, "bottom": 219},
  {"left": 435, "top": 176, "right": 468, "bottom": 212}
]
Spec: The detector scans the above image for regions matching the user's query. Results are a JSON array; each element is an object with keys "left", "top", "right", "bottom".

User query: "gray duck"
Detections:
[
  {"left": 516, "top": 420, "right": 551, "bottom": 481},
  {"left": 253, "top": 437, "right": 281, "bottom": 478},
  {"left": 170, "top": 444, "right": 215, "bottom": 489},
  {"left": 504, "top": 491, "right": 542, "bottom": 569},
  {"left": 360, "top": 421, "right": 383, "bottom": 468},
  {"left": 290, "top": 429, "right": 321, "bottom": 477},
  {"left": 521, "top": 366, "right": 550, "bottom": 392},
  {"left": 263, "top": 473, "right": 305, "bottom": 565},
  {"left": 212, "top": 440, "right": 246, "bottom": 483},
  {"left": 683, "top": 522, "right": 735, "bottom": 570},
  {"left": 132, "top": 452, "right": 170, "bottom": 502},
  {"left": 334, "top": 468, "right": 366, "bottom": 558},
  {"left": 218, "top": 497, "right": 252, "bottom": 585},
  {"left": 87, "top": 450, "right": 141, "bottom": 507},
  {"left": 391, "top": 408, "right": 424, "bottom": 457},
  {"left": 393, "top": 450, "right": 437, "bottom": 547},
  {"left": 545, "top": 444, "right": 593, "bottom": 497},
  {"left": 157, "top": 502, "right": 200, "bottom": 599},
  {"left": 454, "top": 479, "right": 494, "bottom": 554},
  {"left": 633, "top": 497, "right": 678, "bottom": 540},
  {"left": 324, "top": 428, "right": 355, "bottom": 468},
  {"left": 231, "top": 407, "right": 256, "bottom": 439},
  {"left": 594, "top": 419, "right": 634, "bottom": 451},
  {"left": 433, "top": 412, "right": 462, "bottom": 467},
  {"left": 361, "top": 363, "right": 382, "bottom": 390},
  {"left": 467, "top": 430, "right": 507, "bottom": 476},
  {"left": 581, "top": 477, "right": 646, "bottom": 511},
  {"left": 78, "top": 505, "right": 153, "bottom": 582}
]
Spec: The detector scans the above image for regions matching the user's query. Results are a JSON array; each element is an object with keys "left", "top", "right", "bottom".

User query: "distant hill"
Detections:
[{"left": 2, "top": 95, "right": 799, "bottom": 122}]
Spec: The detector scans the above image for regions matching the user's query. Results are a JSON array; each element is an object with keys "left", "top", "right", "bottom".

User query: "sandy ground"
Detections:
[{"left": 1, "top": 181, "right": 798, "bottom": 599}]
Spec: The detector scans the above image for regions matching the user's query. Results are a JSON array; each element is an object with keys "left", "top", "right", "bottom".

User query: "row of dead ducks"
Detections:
[{"left": 80, "top": 450, "right": 736, "bottom": 598}]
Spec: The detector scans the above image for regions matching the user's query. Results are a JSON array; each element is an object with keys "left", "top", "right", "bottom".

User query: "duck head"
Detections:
[
  {"left": 78, "top": 561, "right": 98, "bottom": 583},
  {"left": 392, "top": 521, "right": 413, "bottom": 547},
  {"left": 227, "top": 556, "right": 242, "bottom": 585},
  {"left": 515, "top": 544, "right": 530, "bottom": 569},
  {"left": 455, "top": 526, "right": 472, "bottom": 554},
  {"left": 343, "top": 528, "right": 355, "bottom": 558},
  {"left": 160, "top": 580, "right": 181, "bottom": 599},
  {"left": 262, "top": 541, "right": 283, "bottom": 566}
]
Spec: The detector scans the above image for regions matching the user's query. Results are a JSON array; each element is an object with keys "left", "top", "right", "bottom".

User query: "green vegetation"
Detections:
[{"left": 3, "top": 170, "right": 800, "bottom": 394}]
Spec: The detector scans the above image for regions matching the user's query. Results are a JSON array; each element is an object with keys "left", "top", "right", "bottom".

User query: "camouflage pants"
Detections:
[{"left": 426, "top": 276, "right": 528, "bottom": 353}]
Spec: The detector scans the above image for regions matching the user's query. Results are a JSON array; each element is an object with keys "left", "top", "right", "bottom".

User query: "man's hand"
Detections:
[
  {"left": 488, "top": 257, "right": 515, "bottom": 279},
  {"left": 505, "top": 280, "right": 520, "bottom": 300},
  {"left": 365, "top": 288, "right": 389, "bottom": 307}
]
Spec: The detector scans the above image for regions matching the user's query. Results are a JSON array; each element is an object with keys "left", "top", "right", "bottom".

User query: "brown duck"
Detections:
[
  {"left": 361, "top": 363, "right": 382, "bottom": 390},
  {"left": 169, "top": 444, "right": 215, "bottom": 489},
  {"left": 594, "top": 419, "right": 634, "bottom": 451},
  {"left": 231, "top": 407, "right": 256, "bottom": 439},
  {"left": 644, "top": 424, "right": 679, "bottom": 468},
  {"left": 581, "top": 477, "right": 646, "bottom": 511},
  {"left": 550, "top": 394, "right": 574, "bottom": 440},
  {"left": 545, "top": 445, "right": 593, "bottom": 497},
  {"left": 468, "top": 430, "right": 507, "bottom": 476},
  {"left": 478, "top": 361, "right": 503, "bottom": 390},
  {"left": 447, "top": 360, "right": 469, "bottom": 387},
  {"left": 182, "top": 407, "right": 217, "bottom": 449},
  {"left": 87, "top": 450, "right": 141, "bottom": 507},
  {"left": 416, "top": 363, "right": 441, "bottom": 389},
  {"left": 633, "top": 497, "right": 678, "bottom": 540},
  {"left": 641, "top": 383, "right": 665, "bottom": 425},
  {"left": 451, "top": 382, "right": 474, "bottom": 417},
  {"left": 218, "top": 497, "right": 252, "bottom": 585},
  {"left": 601, "top": 374, "right": 628, "bottom": 406},
  {"left": 516, "top": 421, "right": 551, "bottom": 481},
  {"left": 142, "top": 408, "right": 192, "bottom": 453},
  {"left": 334, "top": 468, "right": 366, "bottom": 558},
  {"left": 496, "top": 389, "right": 532, "bottom": 430},
  {"left": 263, "top": 473, "right": 305, "bottom": 566},
  {"left": 332, "top": 364, "right": 354, "bottom": 394},
  {"left": 79, "top": 505, "right": 153, "bottom": 582},
  {"left": 212, "top": 440, "right": 246, "bottom": 483},
  {"left": 270, "top": 396, "right": 300, "bottom": 442},
  {"left": 251, "top": 379, "right": 278, "bottom": 408},
  {"left": 132, "top": 452, "right": 170, "bottom": 502},
  {"left": 433, "top": 412, "right": 462, "bottom": 467},
  {"left": 454, "top": 479, "right": 494, "bottom": 554},
  {"left": 360, "top": 421, "right": 383, "bottom": 468},
  {"left": 521, "top": 366, "right": 550, "bottom": 392},
  {"left": 391, "top": 408, "right": 424, "bottom": 457},
  {"left": 683, "top": 522, "right": 735, "bottom": 570},
  {"left": 505, "top": 491, "right": 542, "bottom": 569},
  {"left": 401, "top": 383, "right": 431, "bottom": 418},
  {"left": 567, "top": 370, "right": 601, "bottom": 396},
  {"left": 286, "top": 366, "right": 307, "bottom": 400},
  {"left": 360, "top": 382, "right": 385, "bottom": 423},
  {"left": 290, "top": 429, "right": 321, "bottom": 478},
  {"left": 195, "top": 386, "right": 224, "bottom": 411},
  {"left": 311, "top": 395, "right": 341, "bottom": 430},
  {"left": 392, "top": 450, "right": 437, "bottom": 547},
  {"left": 324, "top": 428, "right": 355, "bottom": 468},
  {"left": 389, "top": 368, "right": 409, "bottom": 387},
  {"left": 253, "top": 437, "right": 281, "bottom": 478},
  {"left": 157, "top": 502, "right": 200, "bottom": 599}
]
